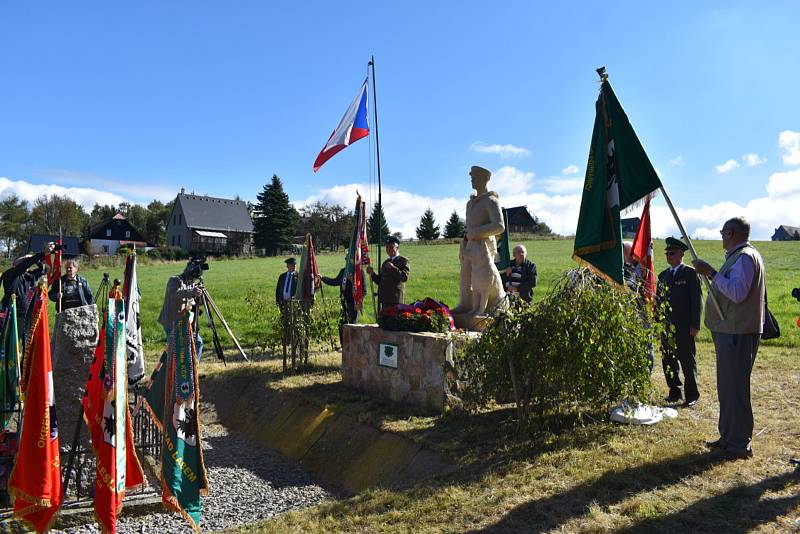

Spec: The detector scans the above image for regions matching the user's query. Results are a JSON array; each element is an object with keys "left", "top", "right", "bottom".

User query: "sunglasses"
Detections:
[{"left": 665, "top": 251, "right": 678, "bottom": 256}]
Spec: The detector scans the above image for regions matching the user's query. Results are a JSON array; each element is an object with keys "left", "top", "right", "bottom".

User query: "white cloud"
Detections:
[
  {"left": 742, "top": 153, "right": 766, "bottom": 166},
  {"left": 0, "top": 176, "right": 128, "bottom": 211},
  {"left": 669, "top": 155, "right": 684, "bottom": 166},
  {"left": 779, "top": 130, "right": 800, "bottom": 166},
  {"left": 561, "top": 164, "right": 579, "bottom": 175},
  {"left": 469, "top": 141, "right": 530, "bottom": 159},
  {"left": 541, "top": 178, "right": 584, "bottom": 194},
  {"left": 490, "top": 166, "right": 534, "bottom": 196},
  {"left": 715, "top": 159, "right": 740, "bottom": 174},
  {"left": 649, "top": 168, "right": 800, "bottom": 240},
  {"left": 36, "top": 168, "right": 177, "bottom": 203}
]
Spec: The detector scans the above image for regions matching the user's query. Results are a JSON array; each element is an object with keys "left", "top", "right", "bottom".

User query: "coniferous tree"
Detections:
[
  {"left": 415, "top": 208, "right": 440, "bottom": 241},
  {"left": 367, "top": 202, "right": 390, "bottom": 245},
  {"left": 443, "top": 210, "right": 466, "bottom": 239},
  {"left": 253, "top": 175, "right": 299, "bottom": 255}
]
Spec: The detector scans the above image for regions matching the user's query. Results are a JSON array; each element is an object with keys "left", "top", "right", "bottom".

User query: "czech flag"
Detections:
[{"left": 313, "top": 79, "right": 370, "bottom": 172}]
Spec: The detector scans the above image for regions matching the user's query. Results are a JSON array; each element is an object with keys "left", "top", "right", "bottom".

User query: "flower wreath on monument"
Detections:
[{"left": 378, "top": 298, "right": 456, "bottom": 333}]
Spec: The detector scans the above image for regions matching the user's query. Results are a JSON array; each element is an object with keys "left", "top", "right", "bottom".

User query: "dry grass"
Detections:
[{"left": 213, "top": 341, "right": 800, "bottom": 533}]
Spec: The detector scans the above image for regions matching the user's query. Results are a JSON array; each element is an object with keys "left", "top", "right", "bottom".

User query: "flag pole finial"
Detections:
[{"left": 596, "top": 66, "right": 608, "bottom": 81}]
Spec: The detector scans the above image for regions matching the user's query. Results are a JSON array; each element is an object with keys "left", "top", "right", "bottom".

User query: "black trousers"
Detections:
[{"left": 661, "top": 330, "right": 699, "bottom": 401}]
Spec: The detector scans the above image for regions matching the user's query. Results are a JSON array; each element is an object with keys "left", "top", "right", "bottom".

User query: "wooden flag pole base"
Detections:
[{"left": 659, "top": 186, "right": 725, "bottom": 320}]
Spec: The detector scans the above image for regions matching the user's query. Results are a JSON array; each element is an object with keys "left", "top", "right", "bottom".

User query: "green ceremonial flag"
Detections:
[
  {"left": 494, "top": 208, "right": 511, "bottom": 271},
  {"left": 0, "top": 298, "right": 20, "bottom": 429},
  {"left": 143, "top": 318, "right": 208, "bottom": 531},
  {"left": 573, "top": 78, "right": 663, "bottom": 284}
]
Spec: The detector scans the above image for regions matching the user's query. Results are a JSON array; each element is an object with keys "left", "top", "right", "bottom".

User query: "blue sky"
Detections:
[{"left": 1, "top": 2, "right": 799, "bottom": 239}]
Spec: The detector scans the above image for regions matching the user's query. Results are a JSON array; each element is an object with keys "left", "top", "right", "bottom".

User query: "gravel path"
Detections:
[{"left": 54, "top": 408, "right": 335, "bottom": 533}]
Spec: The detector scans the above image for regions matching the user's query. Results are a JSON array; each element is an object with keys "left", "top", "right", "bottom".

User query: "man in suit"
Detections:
[
  {"left": 275, "top": 257, "right": 298, "bottom": 306},
  {"left": 366, "top": 235, "right": 410, "bottom": 310},
  {"left": 657, "top": 237, "right": 703, "bottom": 406}
]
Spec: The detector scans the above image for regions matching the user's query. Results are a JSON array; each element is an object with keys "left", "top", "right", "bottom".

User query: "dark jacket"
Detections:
[
  {"left": 657, "top": 264, "right": 702, "bottom": 332},
  {"left": 275, "top": 271, "right": 298, "bottom": 304},
  {"left": 501, "top": 259, "right": 537, "bottom": 302},
  {"left": 1, "top": 252, "right": 46, "bottom": 320},
  {"left": 48, "top": 275, "right": 94, "bottom": 309},
  {"left": 322, "top": 267, "right": 367, "bottom": 323},
  {"left": 370, "top": 256, "right": 410, "bottom": 308}
]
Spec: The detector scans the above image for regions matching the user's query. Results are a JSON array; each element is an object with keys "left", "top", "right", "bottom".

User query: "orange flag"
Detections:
[
  {"left": 8, "top": 288, "right": 62, "bottom": 533},
  {"left": 83, "top": 298, "right": 144, "bottom": 533}
]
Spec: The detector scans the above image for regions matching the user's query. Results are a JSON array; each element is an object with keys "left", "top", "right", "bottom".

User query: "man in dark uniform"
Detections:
[
  {"left": 275, "top": 257, "right": 298, "bottom": 306},
  {"left": 366, "top": 236, "right": 410, "bottom": 310},
  {"left": 657, "top": 237, "right": 702, "bottom": 406}
]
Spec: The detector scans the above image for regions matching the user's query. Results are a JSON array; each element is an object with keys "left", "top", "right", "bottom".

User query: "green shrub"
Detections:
[
  {"left": 456, "top": 268, "right": 660, "bottom": 430},
  {"left": 146, "top": 248, "right": 162, "bottom": 260}
]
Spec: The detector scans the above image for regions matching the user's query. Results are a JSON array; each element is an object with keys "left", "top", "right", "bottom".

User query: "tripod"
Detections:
[{"left": 193, "top": 284, "right": 248, "bottom": 363}]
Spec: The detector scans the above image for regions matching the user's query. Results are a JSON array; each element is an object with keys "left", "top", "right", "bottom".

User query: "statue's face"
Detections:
[{"left": 470, "top": 173, "right": 489, "bottom": 191}]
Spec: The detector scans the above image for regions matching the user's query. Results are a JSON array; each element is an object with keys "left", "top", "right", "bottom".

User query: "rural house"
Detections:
[
  {"left": 504, "top": 206, "right": 538, "bottom": 233},
  {"left": 771, "top": 224, "right": 800, "bottom": 241},
  {"left": 86, "top": 214, "right": 148, "bottom": 255},
  {"left": 621, "top": 217, "right": 641, "bottom": 239},
  {"left": 166, "top": 190, "right": 254, "bottom": 255}
]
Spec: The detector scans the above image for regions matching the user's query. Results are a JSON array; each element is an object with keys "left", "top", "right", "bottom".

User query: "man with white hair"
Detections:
[
  {"left": 693, "top": 216, "right": 766, "bottom": 460},
  {"left": 502, "top": 244, "right": 537, "bottom": 302}
]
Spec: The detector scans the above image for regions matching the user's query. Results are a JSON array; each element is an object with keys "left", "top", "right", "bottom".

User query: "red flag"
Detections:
[
  {"left": 354, "top": 198, "right": 370, "bottom": 308},
  {"left": 44, "top": 238, "right": 62, "bottom": 287},
  {"left": 83, "top": 299, "right": 145, "bottom": 534},
  {"left": 631, "top": 197, "right": 655, "bottom": 302},
  {"left": 8, "top": 288, "right": 62, "bottom": 533}
]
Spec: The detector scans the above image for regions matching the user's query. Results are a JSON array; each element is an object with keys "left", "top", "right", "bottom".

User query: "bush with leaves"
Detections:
[{"left": 456, "top": 268, "right": 661, "bottom": 430}]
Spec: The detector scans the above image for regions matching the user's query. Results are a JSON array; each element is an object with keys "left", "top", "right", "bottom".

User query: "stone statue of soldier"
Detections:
[{"left": 451, "top": 166, "right": 507, "bottom": 329}]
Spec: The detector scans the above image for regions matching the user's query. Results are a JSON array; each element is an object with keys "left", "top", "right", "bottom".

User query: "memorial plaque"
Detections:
[{"left": 378, "top": 342, "right": 398, "bottom": 368}]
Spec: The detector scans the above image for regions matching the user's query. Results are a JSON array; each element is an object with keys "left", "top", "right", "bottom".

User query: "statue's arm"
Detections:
[{"left": 467, "top": 197, "right": 505, "bottom": 240}]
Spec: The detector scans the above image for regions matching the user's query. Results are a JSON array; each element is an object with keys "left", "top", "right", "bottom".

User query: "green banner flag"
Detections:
[
  {"left": 0, "top": 298, "right": 20, "bottom": 429},
  {"left": 494, "top": 208, "right": 511, "bottom": 271},
  {"left": 143, "top": 317, "right": 208, "bottom": 531},
  {"left": 573, "top": 79, "right": 663, "bottom": 284}
]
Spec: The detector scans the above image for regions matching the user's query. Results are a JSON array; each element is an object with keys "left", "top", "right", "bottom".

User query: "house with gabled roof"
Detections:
[
  {"left": 166, "top": 189, "right": 254, "bottom": 255},
  {"left": 771, "top": 225, "right": 800, "bottom": 241},
  {"left": 87, "top": 214, "right": 148, "bottom": 255}
]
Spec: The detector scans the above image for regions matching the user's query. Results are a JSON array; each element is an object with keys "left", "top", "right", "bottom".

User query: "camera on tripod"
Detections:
[
  {"left": 792, "top": 287, "right": 800, "bottom": 302},
  {"left": 186, "top": 255, "right": 209, "bottom": 280}
]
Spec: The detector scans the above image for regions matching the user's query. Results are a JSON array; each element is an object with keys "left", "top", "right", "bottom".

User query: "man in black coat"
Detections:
[
  {"left": 657, "top": 237, "right": 703, "bottom": 406},
  {"left": 366, "top": 236, "right": 410, "bottom": 310},
  {"left": 275, "top": 257, "right": 298, "bottom": 305}
]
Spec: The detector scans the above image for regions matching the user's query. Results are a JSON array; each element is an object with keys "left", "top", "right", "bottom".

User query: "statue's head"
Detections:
[{"left": 470, "top": 166, "right": 492, "bottom": 190}]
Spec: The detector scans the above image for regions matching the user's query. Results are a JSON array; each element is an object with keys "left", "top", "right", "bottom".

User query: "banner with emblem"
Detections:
[
  {"left": 8, "top": 288, "right": 61, "bottom": 533},
  {"left": 83, "top": 298, "right": 144, "bottom": 533},
  {"left": 143, "top": 316, "right": 208, "bottom": 531},
  {"left": 122, "top": 253, "right": 146, "bottom": 385},
  {"left": 573, "top": 76, "right": 663, "bottom": 284}
]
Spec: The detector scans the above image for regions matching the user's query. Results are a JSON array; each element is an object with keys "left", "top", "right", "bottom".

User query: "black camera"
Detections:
[
  {"left": 792, "top": 288, "right": 800, "bottom": 302},
  {"left": 186, "top": 256, "right": 209, "bottom": 279}
]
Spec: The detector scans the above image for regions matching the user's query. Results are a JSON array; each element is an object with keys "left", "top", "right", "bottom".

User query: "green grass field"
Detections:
[{"left": 71, "top": 238, "right": 800, "bottom": 354}]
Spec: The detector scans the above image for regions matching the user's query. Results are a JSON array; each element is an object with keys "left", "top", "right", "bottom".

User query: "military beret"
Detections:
[
  {"left": 470, "top": 165, "right": 492, "bottom": 181},
  {"left": 384, "top": 235, "right": 400, "bottom": 245},
  {"left": 664, "top": 237, "right": 689, "bottom": 251},
  {"left": 284, "top": 257, "right": 297, "bottom": 264}
]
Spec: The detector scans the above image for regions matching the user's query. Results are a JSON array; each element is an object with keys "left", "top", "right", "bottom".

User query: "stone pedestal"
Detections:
[{"left": 342, "top": 324, "right": 476, "bottom": 412}]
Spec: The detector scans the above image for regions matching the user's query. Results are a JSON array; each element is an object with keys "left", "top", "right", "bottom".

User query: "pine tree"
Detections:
[
  {"left": 443, "top": 210, "right": 466, "bottom": 239},
  {"left": 367, "top": 202, "right": 390, "bottom": 245},
  {"left": 415, "top": 208, "right": 440, "bottom": 241},
  {"left": 253, "top": 175, "right": 299, "bottom": 255}
]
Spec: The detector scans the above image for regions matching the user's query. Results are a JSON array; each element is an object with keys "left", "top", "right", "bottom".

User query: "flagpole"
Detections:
[
  {"left": 659, "top": 186, "right": 725, "bottom": 319},
  {"left": 369, "top": 56, "right": 383, "bottom": 310}
]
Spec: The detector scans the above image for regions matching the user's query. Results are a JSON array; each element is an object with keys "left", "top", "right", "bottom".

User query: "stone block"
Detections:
[{"left": 342, "top": 324, "right": 474, "bottom": 413}]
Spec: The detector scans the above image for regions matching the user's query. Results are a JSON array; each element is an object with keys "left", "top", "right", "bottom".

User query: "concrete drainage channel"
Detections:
[{"left": 38, "top": 372, "right": 454, "bottom": 533}]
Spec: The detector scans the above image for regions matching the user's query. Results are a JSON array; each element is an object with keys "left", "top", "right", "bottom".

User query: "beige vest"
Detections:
[{"left": 704, "top": 244, "right": 765, "bottom": 334}]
